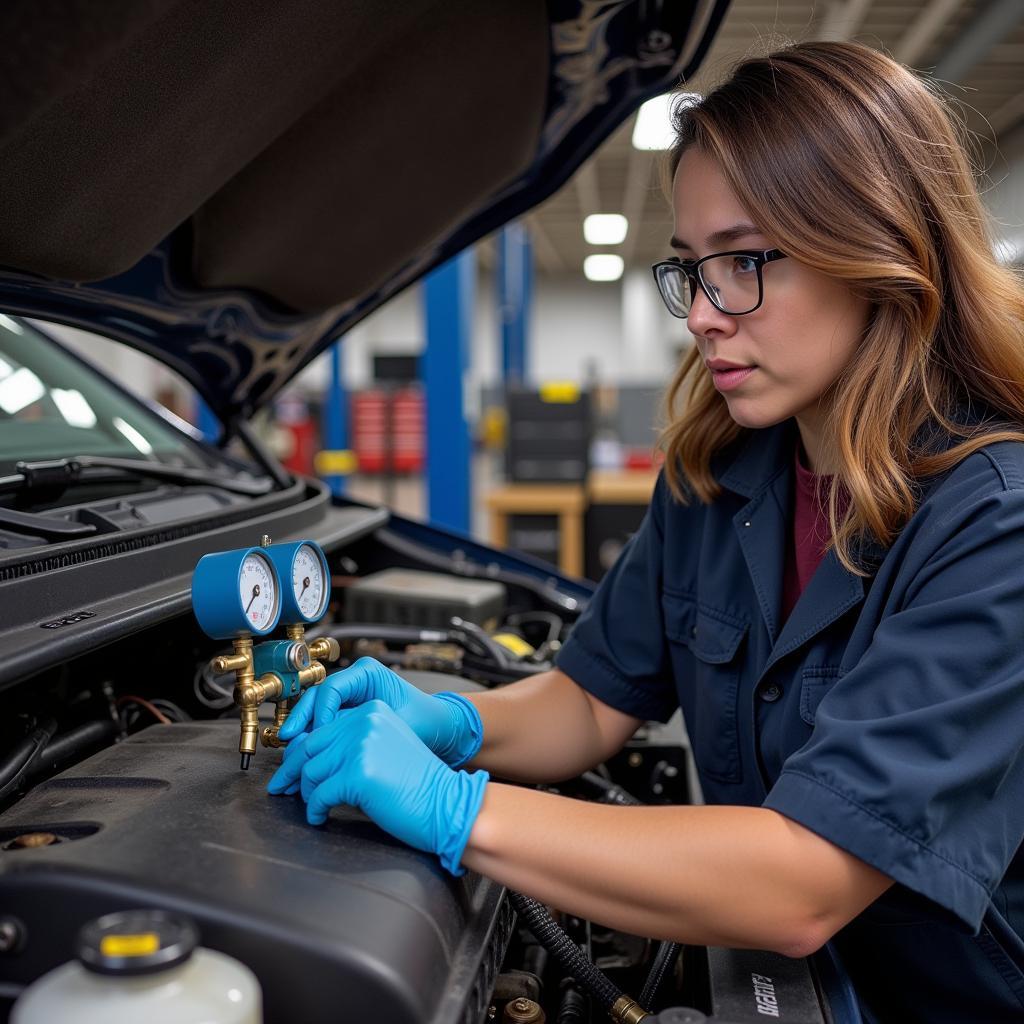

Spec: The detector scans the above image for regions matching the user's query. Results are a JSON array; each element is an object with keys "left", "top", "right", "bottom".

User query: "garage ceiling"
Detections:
[{"left": 517, "top": 0, "right": 1024, "bottom": 278}]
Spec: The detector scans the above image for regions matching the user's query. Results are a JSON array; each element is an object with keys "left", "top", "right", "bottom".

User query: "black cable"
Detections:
[
  {"left": 507, "top": 610, "right": 563, "bottom": 644},
  {"left": 509, "top": 892, "right": 624, "bottom": 1013},
  {"left": 0, "top": 719, "right": 58, "bottom": 804},
  {"left": 639, "top": 941, "right": 682, "bottom": 1011},
  {"left": 579, "top": 770, "right": 643, "bottom": 807},
  {"left": 450, "top": 617, "right": 511, "bottom": 668}
]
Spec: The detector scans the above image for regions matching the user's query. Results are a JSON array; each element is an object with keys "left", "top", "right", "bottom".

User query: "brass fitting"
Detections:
[
  {"left": 261, "top": 698, "right": 293, "bottom": 749},
  {"left": 209, "top": 638, "right": 259, "bottom": 768},
  {"left": 307, "top": 636, "right": 341, "bottom": 663},
  {"left": 234, "top": 672, "right": 283, "bottom": 766},
  {"left": 503, "top": 997, "right": 545, "bottom": 1024},
  {"left": 609, "top": 996, "right": 649, "bottom": 1024},
  {"left": 212, "top": 652, "right": 250, "bottom": 673},
  {"left": 297, "top": 662, "right": 327, "bottom": 688}
]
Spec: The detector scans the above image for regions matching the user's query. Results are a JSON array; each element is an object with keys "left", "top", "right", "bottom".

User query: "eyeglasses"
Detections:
[{"left": 651, "top": 249, "right": 788, "bottom": 317}]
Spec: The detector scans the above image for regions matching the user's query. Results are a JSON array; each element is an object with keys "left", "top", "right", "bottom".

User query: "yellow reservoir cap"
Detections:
[
  {"left": 492, "top": 633, "right": 535, "bottom": 658},
  {"left": 100, "top": 933, "right": 161, "bottom": 957}
]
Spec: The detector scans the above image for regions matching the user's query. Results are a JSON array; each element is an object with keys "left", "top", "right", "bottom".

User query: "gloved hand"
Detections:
[
  {"left": 278, "top": 656, "right": 483, "bottom": 768},
  {"left": 268, "top": 700, "right": 489, "bottom": 876}
]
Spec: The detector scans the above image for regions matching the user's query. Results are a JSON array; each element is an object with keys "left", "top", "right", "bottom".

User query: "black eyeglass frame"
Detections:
[{"left": 651, "top": 248, "right": 788, "bottom": 318}]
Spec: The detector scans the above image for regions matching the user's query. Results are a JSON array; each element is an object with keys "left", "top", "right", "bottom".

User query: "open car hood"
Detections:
[{"left": 0, "top": 0, "right": 728, "bottom": 425}]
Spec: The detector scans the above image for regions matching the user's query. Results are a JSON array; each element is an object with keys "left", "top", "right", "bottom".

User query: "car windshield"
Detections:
[{"left": 0, "top": 314, "right": 207, "bottom": 477}]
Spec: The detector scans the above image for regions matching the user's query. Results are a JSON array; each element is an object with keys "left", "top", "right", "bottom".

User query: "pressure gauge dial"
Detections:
[
  {"left": 267, "top": 540, "right": 330, "bottom": 624},
  {"left": 191, "top": 546, "right": 283, "bottom": 640}
]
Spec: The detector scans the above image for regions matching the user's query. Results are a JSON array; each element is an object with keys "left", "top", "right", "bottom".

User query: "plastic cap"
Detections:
[{"left": 76, "top": 910, "right": 199, "bottom": 976}]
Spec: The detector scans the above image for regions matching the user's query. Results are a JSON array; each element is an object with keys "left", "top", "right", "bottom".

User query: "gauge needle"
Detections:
[
  {"left": 299, "top": 577, "right": 310, "bottom": 600},
  {"left": 244, "top": 583, "right": 261, "bottom": 615}
]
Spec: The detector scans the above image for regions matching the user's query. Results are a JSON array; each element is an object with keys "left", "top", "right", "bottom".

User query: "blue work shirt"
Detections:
[{"left": 556, "top": 420, "right": 1024, "bottom": 1023}]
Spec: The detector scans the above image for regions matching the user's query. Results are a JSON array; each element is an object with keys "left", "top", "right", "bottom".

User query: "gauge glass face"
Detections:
[
  {"left": 292, "top": 543, "right": 326, "bottom": 621},
  {"left": 239, "top": 552, "right": 277, "bottom": 631}
]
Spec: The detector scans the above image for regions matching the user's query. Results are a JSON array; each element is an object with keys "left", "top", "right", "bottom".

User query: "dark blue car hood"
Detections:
[{"left": 0, "top": 0, "right": 728, "bottom": 425}]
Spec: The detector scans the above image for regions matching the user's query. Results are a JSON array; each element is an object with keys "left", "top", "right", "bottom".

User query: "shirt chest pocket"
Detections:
[{"left": 662, "top": 592, "right": 748, "bottom": 785}]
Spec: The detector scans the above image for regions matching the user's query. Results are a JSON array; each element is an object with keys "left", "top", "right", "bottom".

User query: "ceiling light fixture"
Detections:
[
  {"left": 584, "top": 214, "right": 628, "bottom": 245},
  {"left": 632, "top": 93, "right": 701, "bottom": 150},
  {"left": 584, "top": 255, "right": 624, "bottom": 282}
]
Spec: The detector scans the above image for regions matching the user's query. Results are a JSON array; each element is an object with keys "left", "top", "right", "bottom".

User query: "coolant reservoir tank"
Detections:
[{"left": 12, "top": 909, "right": 262, "bottom": 1024}]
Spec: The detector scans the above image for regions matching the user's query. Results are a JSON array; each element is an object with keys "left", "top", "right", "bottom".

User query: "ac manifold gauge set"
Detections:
[{"left": 191, "top": 536, "right": 340, "bottom": 768}]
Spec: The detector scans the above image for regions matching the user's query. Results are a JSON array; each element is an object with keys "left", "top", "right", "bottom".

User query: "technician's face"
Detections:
[{"left": 671, "top": 148, "right": 869, "bottom": 451}]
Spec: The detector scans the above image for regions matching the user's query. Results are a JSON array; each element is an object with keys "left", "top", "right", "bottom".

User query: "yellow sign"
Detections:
[
  {"left": 100, "top": 933, "right": 160, "bottom": 957},
  {"left": 315, "top": 449, "right": 358, "bottom": 476},
  {"left": 539, "top": 382, "right": 580, "bottom": 404}
]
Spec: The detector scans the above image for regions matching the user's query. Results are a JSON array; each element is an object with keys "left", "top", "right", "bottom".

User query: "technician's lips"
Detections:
[{"left": 708, "top": 365, "right": 756, "bottom": 391}]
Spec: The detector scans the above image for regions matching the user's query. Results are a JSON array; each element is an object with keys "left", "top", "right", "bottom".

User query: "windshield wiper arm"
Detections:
[
  {"left": 1, "top": 457, "right": 277, "bottom": 498},
  {"left": 0, "top": 505, "right": 97, "bottom": 540}
]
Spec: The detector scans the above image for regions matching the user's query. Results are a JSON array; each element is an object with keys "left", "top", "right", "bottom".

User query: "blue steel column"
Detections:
[
  {"left": 196, "top": 398, "right": 221, "bottom": 444},
  {"left": 498, "top": 222, "right": 533, "bottom": 385},
  {"left": 321, "top": 341, "right": 349, "bottom": 497},
  {"left": 423, "top": 250, "right": 474, "bottom": 533}
]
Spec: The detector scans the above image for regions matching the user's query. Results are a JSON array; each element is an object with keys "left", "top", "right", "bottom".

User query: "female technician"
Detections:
[{"left": 270, "top": 42, "right": 1024, "bottom": 1022}]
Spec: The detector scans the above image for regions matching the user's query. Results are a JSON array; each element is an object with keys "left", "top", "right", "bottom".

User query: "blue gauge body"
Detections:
[
  {"left": 266, "top": 540, "right": 331, "bottom": 624},
  {"left": 252, "top": 640, "right": 311, "bottom": 699},
  {"left": 192, "top": 547, "right": 282, "bottom": 640}
]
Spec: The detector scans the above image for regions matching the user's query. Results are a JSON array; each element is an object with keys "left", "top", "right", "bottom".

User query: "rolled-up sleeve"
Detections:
[
  {"left": 764, "top": 462, "right": 1024, "bottom": 934},
  {"left": 556, "top": 473, "right": 679, "bottom": 723}
]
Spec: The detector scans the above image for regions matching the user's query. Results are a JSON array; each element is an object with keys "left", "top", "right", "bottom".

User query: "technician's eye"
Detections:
[{"left": 733, "top": 255, "right": 757, "bottom": 274}]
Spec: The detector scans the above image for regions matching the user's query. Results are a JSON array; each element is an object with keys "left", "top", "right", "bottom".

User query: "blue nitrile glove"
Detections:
[
  {"left": 277, "top": 656, "right": 483, "bottom": 768},
  {"left": 268, "top": 700, "right": 489, "bottom": 876}
]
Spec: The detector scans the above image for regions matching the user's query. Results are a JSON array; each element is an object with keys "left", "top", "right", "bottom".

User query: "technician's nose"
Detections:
[{"left": 686, "top": 285, "right": 738, "bottom": 340}]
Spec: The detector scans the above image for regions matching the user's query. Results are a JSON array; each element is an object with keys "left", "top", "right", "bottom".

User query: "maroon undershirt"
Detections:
[{"left": 781, "top": 446, "right": 836, "bottom": 622}]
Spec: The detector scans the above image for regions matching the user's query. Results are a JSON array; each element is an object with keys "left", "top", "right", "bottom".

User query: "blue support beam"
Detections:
[
  {"left": 319, "top": 341, "right": 351, "bottom": 497},
  {"left": 498, "top": 222, "right": 533, "bottom": 385},
  {"left": 196, "top": 397, "right": 221, "bottom": 444},
  {"left": 423, "top": 249, "right": 474, "bottom": 534}
]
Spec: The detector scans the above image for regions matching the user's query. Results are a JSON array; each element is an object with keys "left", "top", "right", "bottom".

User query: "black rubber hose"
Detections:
[
  {"left": 450, "top": 617, "right": 511, "bottom": 668},
  {"left": 32, "top": 720, "right": 120, "bottom": 780},
  {"left": 507, "top": 610, "right": 563, "bottom": 644},
  {"left": 557, "top": 979, "right": 589, "bottom": 1024},
  {"left": 639, "top": 941, "right": 682, "bottom": 1011},
  {"left": 327, "top": 624, "right": 447, "bottom": 645},
  {"left": 0, "top": 719, "right": 58, "bottom": 803},
  {"left": 579, "top": 770, "right": 643, "bottom": 807},
  {"left": 509, "top": 891, "right": 624, "bottom": 1012}
]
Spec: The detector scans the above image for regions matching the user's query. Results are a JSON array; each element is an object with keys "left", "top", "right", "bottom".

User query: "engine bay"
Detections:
[{"left": 0, "top": 498, "right": 843, "bottom": 1023}]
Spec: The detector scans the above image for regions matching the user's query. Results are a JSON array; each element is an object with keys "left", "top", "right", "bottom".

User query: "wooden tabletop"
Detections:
[{"left": 587, "top": 468, "right": 659, "bottom": 504}]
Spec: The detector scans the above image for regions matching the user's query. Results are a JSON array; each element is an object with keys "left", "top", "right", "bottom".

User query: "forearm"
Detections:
[
  {"left": 463, "top": 669, "right": 630, "bottom": 782},
  {"left": 463, "top": 783, "right": 831, "bottom": 957}
]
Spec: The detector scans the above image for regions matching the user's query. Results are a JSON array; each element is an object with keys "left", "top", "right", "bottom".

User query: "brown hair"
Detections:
[{"left": 659, "top": 41, "right": 1024, "bottom": 572}]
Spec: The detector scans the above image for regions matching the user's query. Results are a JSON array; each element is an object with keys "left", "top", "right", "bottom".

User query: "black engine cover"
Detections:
[{"left": 0, "top": 721, "right": 511, "bottom": 1024}]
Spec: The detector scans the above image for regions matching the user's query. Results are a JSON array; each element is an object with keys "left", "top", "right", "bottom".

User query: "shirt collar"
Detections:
[{"left": 716, "top": 420, "right": 798, "bottom": 499}]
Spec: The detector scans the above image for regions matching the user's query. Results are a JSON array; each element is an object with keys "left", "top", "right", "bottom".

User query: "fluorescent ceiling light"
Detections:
[
  {"left": 584, "top": 214, "right": 628, "bottom": 245},
  {"left": 51, "top": 388, "right": 97, "bottom": 428},
  {"left": 584, "top": 255, "right": 624, "bottom": 282},
  {"left": 0, "top": 367, "right": 45, "bottom": 414},
  {"left": 113, "top": 416, "right": 153, "bottom": 455},
  {"left": 632, "top": 93, "right": 701, "bottom": 151}
]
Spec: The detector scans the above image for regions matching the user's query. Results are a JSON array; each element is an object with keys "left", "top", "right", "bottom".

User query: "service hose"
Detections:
[
  {"left": 509, "top": 891, "right": 648, "bottom": 1023},
  {"left": 638, "top": 941, "right": 682, "bottom": 1012}
]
